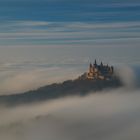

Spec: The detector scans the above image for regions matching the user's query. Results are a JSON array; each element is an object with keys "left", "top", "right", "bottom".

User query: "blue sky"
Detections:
[
  {"left": 1, "top": 0, "right": 140, "bottom": 22},
  {"left": 0, "top": 0, "right": 140, "bottom": 46}
]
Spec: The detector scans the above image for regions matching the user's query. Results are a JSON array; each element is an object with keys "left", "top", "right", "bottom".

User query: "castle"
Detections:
[
  {"left": 86, "top": 60, "right": 114, "bottom": 80},
  {"left": 73, "top": 59, "right": 115, "bottom": 81}
]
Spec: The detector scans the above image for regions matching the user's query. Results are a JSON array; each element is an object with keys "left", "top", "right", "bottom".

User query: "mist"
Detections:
[
  {"left": 0, "top": 64, "right": 140, "bottom": 140},
  {"left": 0, "top": 67, "right": 80, "bottom": 95},
  {"left": 0, "top": 61, "right": 140, "bottom": 140},
  {"left": 0, "top": 45, "right": 140, "bottom": 95},
  {"left": 0, "top": 87, "right": 140, "bottom": 140}
]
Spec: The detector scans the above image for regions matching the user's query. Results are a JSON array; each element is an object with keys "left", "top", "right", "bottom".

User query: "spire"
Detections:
[
  {"left": 94, "top": 59, "right": 97, "bottom": 65},
  {"left": 90, "top": 63, "right": 92, "bottom": 68},
  {"left": 100, "top": 61, "right": 103, "bottom": 66},
  {"left": 89, "top": 63, "right": 93, "bottom": 73},
  {"left": 111, "top": 66, "right": 114, "bottom": 73}
]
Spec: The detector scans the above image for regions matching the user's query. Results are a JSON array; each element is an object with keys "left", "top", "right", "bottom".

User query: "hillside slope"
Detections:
[{"left": 0, "top": 76, "right": 122, "bottom": 106}]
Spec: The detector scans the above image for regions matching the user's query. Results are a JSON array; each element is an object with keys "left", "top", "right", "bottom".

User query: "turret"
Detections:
[
  {"left": 90, "top": 63, "right": 92, "bottom": 68},
  {"left": 89, "top": 63, "right": 93, "bottom": 73},
  {"left": 94, "top": 59, "right": 97, "bottom": 67},
  {"left": 111, "top": 66, "right": 114, "bottom": 73},
  {"left": 100, "top": 61, "right": 103, "bottom": 67}
]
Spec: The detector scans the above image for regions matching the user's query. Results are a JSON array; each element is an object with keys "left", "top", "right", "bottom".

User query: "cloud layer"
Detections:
[
  {"left": 0, "top": 45, "right": 139, "bottom": 95},
  {"left": 0, "top": 21, "right": 140, "bottom": 46},
  {"left": 0, "top": 88, "right": 140, "bottom": 140},
  {"left": 0, "top": 64, "right": 139, "bottom": 140}
]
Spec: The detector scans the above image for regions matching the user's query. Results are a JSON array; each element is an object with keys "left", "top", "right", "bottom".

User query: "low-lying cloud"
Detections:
[
  {"left": 115, "top": 66, "right": 136, "bottom": 88},
  {"left": 0, "top": 65, "right": 139, "bottom": 95},
  {"left": 0, "top": 66, "right": 80, "bottom": 95},
  {"left": 0, "top": 65, "right": 140, "bottom": 140},
  {"left": 0, "top": 88, "right": 140, "bottom": 140}
]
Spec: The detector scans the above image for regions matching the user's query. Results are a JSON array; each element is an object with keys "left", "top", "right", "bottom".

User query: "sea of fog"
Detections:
[{"left": 0, "top": 46, "right": 140, "bottom": 140}]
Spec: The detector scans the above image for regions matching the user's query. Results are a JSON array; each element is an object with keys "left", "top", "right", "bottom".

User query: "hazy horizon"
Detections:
[{"left": 0, "top": 45, "right": 139, "bottom": 94}]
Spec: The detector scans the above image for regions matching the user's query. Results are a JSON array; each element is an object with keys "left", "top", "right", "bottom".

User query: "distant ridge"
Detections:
[{"left": 0, "top": 62, "right": 122, "bottom": 106}]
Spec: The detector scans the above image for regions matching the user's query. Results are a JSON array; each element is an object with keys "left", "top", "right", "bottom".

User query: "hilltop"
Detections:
[{"left": 0, "top": 61, "right": 122, "bottom": 106}]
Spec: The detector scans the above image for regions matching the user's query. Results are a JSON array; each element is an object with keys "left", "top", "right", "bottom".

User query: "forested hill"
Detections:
[{"left": 0, "top": 76, "right": 122, "bottom": 106}]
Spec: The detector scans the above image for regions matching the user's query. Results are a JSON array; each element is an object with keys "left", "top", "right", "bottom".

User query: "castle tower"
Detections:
[
  {"left": 94, "top": 59, "right": 97, "bottom": 67},
  {"left": 100, "top": 61, "right": 103, "bottom": 67},
  {"left": 89, "top": 63, "right": 93, "bottom": 73},
  {"left": 111, "top": 66, "right": 114, "bottom": 73}
]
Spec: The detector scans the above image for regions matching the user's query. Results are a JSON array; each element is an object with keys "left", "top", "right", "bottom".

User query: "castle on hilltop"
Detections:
[
  {"left": 79, "top": 60, "right": 114, "bottom": 80},
  {"left": 86, "top": 60, "right": 114, "bottom": 80}
]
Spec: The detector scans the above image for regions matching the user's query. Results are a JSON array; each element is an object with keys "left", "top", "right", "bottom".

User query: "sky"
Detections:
[
  {"left": 0, "top": 0, "right": 140, "bottom": 46},
  {"left": 0, "top": 0, "right": 140, "bottom": 94}
]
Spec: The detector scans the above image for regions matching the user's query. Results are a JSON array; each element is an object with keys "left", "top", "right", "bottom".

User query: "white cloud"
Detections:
[
  {"left": 0, "top": 66, "right": 80, "bottom": 95},
  {"left": 0, "top": 88, "right": 140, "bottom": 140}
]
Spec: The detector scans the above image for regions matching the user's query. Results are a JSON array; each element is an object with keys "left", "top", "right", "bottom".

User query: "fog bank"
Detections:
[{"left": 0, "top": 88, "right": 140, "bottom": 140}]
